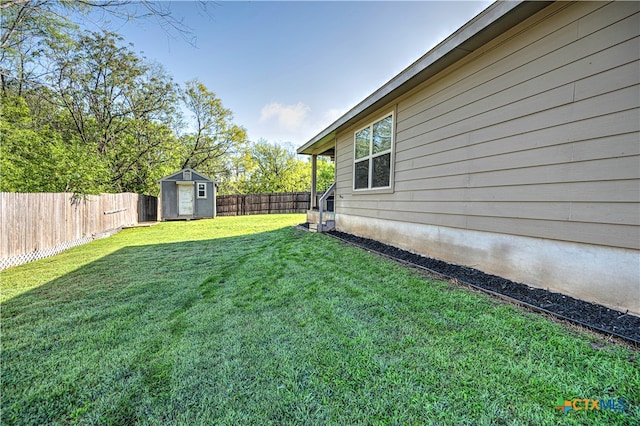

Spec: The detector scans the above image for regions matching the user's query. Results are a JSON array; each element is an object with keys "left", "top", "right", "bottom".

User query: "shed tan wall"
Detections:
[{"left": 333, "top": 1, "right": 640, "bottom": 312}]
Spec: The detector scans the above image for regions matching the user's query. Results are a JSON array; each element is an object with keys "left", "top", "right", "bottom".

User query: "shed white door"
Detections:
[{"left": 178, "top": 184, "right": 194, "bottom": 216}]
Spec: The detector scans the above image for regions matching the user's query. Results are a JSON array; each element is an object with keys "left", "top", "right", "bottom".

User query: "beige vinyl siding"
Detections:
[
  {"left": 397, "top": 11, "right": 638, "bottom": 139},
  {"left": 337, "top": 199, "right": 639, "bottom": 224},
  {"left": 335, "top": 1, "right": 640, "bottom": 250}
]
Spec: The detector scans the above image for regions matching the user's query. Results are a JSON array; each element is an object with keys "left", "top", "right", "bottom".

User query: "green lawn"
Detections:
[{"left": 1, "top": 214, "right": 638, "bottom": 425}]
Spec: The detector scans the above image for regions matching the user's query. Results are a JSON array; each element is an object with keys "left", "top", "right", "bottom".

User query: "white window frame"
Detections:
[
  {"left": 353, "top": 111, "right": 394, "bottom": 192},
  {"left": 197, "top": 182, "right": 207, "bottom": 199},
  {"left": 183, "top": 170, "right": 192, "bottom": 181}
]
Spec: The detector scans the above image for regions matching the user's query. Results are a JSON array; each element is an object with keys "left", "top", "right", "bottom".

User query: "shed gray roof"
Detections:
[
  {"left": 157, "top": 168, "right": 216, "bottom": 183},
  {"left": 297, "top": 0, "right": 553, "bottom": 155}
]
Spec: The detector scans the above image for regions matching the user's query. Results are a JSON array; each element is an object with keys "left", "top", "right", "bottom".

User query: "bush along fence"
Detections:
[
  {"left": 216, "top": 192, "right": 311, "bottom": 216},
  {"left": 0, "top": 192, "right": 157, "bottom": 270}
]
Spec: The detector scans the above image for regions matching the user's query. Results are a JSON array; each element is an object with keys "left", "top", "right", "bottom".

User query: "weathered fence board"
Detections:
[
  {"left": 0, "top": 192, "right": 158, "bottom": 270},
  {"left": 1, "top": 191, "right": 308, "bottom": 269},
  {"left": 216, "top": 192, "right": 311, "bottom": 216}
]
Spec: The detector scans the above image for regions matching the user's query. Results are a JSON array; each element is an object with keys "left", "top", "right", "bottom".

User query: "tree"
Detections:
[
  {"left": 50, "top": 31, "right": 174, "bottom": 148},
  {"left": 215, "top": 140, "right": 335, "bottom": 195},
  {"left": 216, "top": 148, "right": 254, "bottom": 195},
  {"left": 46, "top": 30, "right": 179, "bottom": 193},
  {"left": 232, "top": 140, "right": 303, "bottom": 194},
  {"left": 1, "top": 0, "right": 201, "bottom": 95},
  {"left": 0, "top": 94, "right": 108, "bottom": 193},
  {"left": 315, "top": 156, "right": 335, "bottom": 192},
  {"left": 1, "top": 2, "right": 264, "bottom": 196},
  {"left": 0, "top": 0, "right": 74, "bottom": 96},
  {"left": 179, "top": 79, "right": 248, "bottom": 179},
  {"left": 1, "top": 0, "right": 240, "bottom": 196}
]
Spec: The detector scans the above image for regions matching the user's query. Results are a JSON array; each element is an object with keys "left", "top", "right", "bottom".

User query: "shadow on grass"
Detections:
[
  {"left": 2, "top": 228, "right": 295, "bottom": 424},
  {"left": 2, "top": 226, "right": 639, "bottom": 425}
]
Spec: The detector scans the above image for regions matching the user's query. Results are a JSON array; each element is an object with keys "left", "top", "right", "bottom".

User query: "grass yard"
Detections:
[{"left": 1, "top": 214, "right": 638, "bottom": 425}]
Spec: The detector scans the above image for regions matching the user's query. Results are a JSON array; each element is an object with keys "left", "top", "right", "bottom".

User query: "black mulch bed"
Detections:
[{"left": 309, "top": 227, "right": 639, "bottom": 345}]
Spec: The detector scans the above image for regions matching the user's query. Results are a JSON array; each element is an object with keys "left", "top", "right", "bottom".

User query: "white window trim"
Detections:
[
  {"left": 197, "top": 182, "right": 207, "bottom": 199},
  {"left": 353, "top": 111, "right": 395, "bottom": 192}
]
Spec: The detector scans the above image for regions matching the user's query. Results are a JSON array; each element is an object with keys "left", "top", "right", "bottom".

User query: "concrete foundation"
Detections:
[
  {"left": 337, "top": 214, "right": 640, "bottom": 316},
  {"left": 306, "top": 210, "right": 320, "bottom": 225}
]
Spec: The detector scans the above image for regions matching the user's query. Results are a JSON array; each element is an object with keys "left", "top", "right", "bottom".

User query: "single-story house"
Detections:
[
  {"left": 158, "top": 168, "right": 217, "bottom": 220},
  {"left": 298, "top": 1, "right": 640, "bottom": 315}
]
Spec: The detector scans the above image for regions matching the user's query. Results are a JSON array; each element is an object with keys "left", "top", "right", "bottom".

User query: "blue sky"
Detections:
[{"left": 83, "top": 1, "right": 492, "bottom": 145}]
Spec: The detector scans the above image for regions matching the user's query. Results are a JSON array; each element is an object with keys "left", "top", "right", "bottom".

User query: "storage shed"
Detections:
[{"left": 158, "top": 169, "right": 216, "bottom": 220}]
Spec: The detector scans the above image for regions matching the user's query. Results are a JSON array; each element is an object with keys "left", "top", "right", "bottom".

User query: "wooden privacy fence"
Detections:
[
  {"left": 216, "top": 192, "right": 311, "bottom": 216},
  {"left": 0, "top": 192, "right": 158, "bottom": 270}
]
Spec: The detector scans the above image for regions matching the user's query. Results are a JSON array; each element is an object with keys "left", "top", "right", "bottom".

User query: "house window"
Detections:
[
  {"left": 354, "top": 113, "right": 393, "bottom": 190},
  {"left": 183, "top": 170, "right": 192, "bottom": 181},
  {"left": 197, "top": 183, "right": 207, "bottom": 198}
]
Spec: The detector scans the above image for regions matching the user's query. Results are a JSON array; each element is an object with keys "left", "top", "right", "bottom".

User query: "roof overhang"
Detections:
[{"left": 297, "top": 0, "right": 553, "bottom": 156}]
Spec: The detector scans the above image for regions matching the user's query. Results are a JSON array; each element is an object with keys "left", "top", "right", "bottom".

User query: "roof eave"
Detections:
[
  {"left": 157, "top": 167, "right": 216, "bottom": 183},
  {"left": 297, "top": 0, "right": 553, "bottom": 156}
]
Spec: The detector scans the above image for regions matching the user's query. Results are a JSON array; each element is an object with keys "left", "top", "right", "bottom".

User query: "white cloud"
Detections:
[
  {"left": 254, "top": 102, "right": 349, "bottom": 144},
  {"left": 259, "top": 102, "right": 311, "bottom": 132}
]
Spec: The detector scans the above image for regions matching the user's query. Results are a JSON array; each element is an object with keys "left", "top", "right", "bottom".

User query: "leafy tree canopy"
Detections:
[
  {"left": 0, "top": 1, "right": 332, "bottom": 196},
  {"left": 216, "top": 140, "right": 334, "bottom": 195}
]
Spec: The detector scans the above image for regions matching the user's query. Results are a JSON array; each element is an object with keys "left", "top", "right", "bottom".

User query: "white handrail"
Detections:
[{"left": 318, "top": 182, "right": 336, "bottom": 231}]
